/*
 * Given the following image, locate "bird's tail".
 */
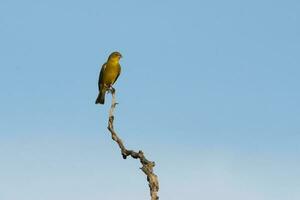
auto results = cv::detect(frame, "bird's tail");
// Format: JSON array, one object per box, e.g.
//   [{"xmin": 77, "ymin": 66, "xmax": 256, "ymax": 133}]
[{"xmin": 95, "ymin": 89, "xmax": 106, "ymax": 104}]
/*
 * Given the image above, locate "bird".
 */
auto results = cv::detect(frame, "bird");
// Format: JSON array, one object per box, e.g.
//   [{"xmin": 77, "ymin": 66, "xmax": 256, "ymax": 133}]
[{"xmin": 95, "ymin": 52, "xmax": 122, "ymax": 104}]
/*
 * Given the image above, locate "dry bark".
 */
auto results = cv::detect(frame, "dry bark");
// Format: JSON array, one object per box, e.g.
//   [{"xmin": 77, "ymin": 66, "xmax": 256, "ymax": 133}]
[{"xmin": 106, "ymin": 88, "xmax": 159, "ymax": 200}]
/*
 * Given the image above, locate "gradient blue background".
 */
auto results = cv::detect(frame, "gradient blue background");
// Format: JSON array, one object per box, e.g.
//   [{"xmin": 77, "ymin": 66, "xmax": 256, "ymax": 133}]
[{"xmin": 1, "ymin": 0, "xmax": 299, "ymax": 199}]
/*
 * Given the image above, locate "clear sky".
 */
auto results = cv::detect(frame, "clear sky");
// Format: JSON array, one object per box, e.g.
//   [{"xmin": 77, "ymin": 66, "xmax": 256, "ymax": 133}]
[{"xmin": 0, "ymin": 0, "xmax": 299, "ymax": 200}]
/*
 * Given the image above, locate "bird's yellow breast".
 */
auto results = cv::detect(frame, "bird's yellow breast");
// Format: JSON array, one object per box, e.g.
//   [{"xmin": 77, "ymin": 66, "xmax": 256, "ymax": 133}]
[{"xmin": 102, "ymin": 62, "xmax": 120, "ymax": 86}]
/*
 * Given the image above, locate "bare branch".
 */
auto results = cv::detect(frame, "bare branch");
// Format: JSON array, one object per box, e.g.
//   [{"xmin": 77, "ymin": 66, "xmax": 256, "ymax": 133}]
[{"xmin": 106, "ymin": 88, "xmax": 159, "ymax": 200}]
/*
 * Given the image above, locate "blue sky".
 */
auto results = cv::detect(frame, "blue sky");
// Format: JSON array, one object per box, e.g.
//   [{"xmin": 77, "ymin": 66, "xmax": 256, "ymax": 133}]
[{"xmin": 0, "ymin": 0, "xmax": 299, "ymax": 199}]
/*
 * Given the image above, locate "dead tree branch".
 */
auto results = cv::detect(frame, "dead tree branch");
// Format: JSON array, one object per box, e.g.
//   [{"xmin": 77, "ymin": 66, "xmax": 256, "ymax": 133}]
[{"xmin": 106, "ymin": 88, "xmax": 159, "ymax": 200}]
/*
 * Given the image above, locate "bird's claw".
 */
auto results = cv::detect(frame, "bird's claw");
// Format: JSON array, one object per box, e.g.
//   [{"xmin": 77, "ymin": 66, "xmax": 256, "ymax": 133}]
[{"xmin": 108, "ymin": 86, "xmax": 115, "ymax": 94}]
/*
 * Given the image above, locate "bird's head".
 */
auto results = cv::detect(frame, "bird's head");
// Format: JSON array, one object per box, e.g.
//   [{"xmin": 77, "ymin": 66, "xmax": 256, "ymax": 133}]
[{"xmin": 108, "ymin": 51, "xmax": 122, "ymax": 63}]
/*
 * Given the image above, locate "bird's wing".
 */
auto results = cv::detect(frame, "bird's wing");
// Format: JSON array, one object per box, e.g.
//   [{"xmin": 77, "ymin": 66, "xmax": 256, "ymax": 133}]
[
  {"xmin": 112, "ymin": 65, "xmax": 121, "ymax": 85},
  {"xmin": 98, "ymin": 63, "xmax": 106, "ymax": 91}
]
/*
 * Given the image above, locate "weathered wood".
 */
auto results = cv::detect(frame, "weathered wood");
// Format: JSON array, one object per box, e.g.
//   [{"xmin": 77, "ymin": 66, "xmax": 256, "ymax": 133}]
[{"xmin": 106, "ymin": 88, "xmax": 159, "ymax": 200}]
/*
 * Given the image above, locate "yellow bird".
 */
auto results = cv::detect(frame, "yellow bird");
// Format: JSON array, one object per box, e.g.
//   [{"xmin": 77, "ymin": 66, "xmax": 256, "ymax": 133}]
[{"xmin": 95, "ymin": 52, "xmax": 122, "ymax": 104}]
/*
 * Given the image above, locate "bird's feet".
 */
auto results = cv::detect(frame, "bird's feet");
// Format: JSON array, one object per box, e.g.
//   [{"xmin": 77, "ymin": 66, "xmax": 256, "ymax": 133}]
[{"xmin": 108, "ymin": 86, "xmax": 115, "ymax": 94}]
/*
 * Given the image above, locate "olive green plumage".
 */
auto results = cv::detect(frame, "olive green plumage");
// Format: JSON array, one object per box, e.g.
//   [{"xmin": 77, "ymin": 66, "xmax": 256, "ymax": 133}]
[{"xmin": 95, "ymin": 52, "xmax": 122, "ymax": 104}]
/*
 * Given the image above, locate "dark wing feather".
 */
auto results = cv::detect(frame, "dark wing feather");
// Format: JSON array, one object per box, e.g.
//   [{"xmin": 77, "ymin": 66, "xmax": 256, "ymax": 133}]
[{"xmin": 98, "ymin": 63, "xmax": 106, "ymax": 91}]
